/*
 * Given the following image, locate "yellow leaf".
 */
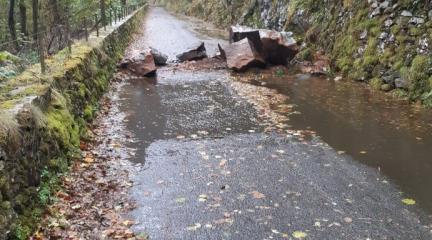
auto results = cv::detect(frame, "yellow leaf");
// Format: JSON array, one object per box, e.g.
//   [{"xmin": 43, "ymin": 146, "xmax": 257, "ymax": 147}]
[
  {"xmin": 292, "ymin": 231, "xmax": 308, "ymax": 239},
  {"xmin": 219, "ymin": 159, "xmax": 227, "ymax": 167},
  {"xmin": 250, "ymin": 191, "xmax": 265, "ymax": 199},
  {"xmin": 122, "ymin": 220, "xmax": 135, "ymax": 227},
  {"xmin": 402, "ymin": 198, "xmax": 416, "ymax": 205},
  {"xmin": 83, "ymin": 156, "xmax": 94, "ymax": 163}
]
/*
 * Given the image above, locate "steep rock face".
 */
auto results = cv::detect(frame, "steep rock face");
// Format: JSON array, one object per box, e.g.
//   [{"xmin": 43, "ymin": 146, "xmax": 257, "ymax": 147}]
[{"xmin": 157, "ymin": 0, "xmax": 432, "ymax": 106}]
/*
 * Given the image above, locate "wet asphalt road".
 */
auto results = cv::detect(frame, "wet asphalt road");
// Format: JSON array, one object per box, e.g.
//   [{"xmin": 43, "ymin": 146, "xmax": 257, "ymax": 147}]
[{"xmin": 118, "ymin": 7, "xmax": 432, "ymax": 240}]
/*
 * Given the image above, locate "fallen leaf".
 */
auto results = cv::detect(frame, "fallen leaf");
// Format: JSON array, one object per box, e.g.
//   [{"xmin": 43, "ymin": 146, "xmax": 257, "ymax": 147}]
[
  {"xmin": 186, "ymin": 223, "xmax": 201, "ymax": 231},
  {"xmin": 219, "ymin": 159, "xmax": 227, "ymax": 167},
  {"xmin": 122, "ymin": 220, "xmax": 135, "ymax": 227},
  {"xmin": 198, "ymin": 194, "xmax": 208, "ymax": 202},
  {"xmin": 402, "ymin": 198, "xmax": 416, "ymax": 205},
  {"xmin": 176, "ymin": 197, "xmax": 186, "ymax": 204},
  {"xmin": 292, "ymin": 231, "xmax": 308, "ymax": 239},
  {"xmin": 250, "ymin": 191, "xmax": 265, "ymax": 199},
  {"xmin": 83, "ymin": 156, "xmax": 94, "ymax": 163}
]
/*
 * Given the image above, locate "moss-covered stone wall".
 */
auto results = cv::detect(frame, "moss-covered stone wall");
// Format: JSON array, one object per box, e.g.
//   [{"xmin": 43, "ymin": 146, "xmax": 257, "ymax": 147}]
[
  {"xmin": 0, "ymin": 6, "xmax": 147, "ymax": 239},
  {"xmin": 157, "ymin": 0, "xmax": 432, "ymax": 105}
]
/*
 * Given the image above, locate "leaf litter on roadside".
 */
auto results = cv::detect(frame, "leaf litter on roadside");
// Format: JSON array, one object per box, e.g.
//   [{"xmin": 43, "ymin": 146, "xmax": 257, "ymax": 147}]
[{"xmin": 33, "ymin": 81, "xmax": 146, "ymax": 240}]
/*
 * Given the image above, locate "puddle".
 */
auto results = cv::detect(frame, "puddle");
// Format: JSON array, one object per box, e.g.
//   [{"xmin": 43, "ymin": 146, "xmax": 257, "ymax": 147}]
[{"xmin": 259, "ymin": 73, "xmax": 432, "ymax": 213}]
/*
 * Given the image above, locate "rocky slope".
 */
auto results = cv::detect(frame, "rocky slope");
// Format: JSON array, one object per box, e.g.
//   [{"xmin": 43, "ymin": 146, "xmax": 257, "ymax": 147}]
[{"xmin": 156, "ymin": 0, "xmax": 432, "ymax": 106}]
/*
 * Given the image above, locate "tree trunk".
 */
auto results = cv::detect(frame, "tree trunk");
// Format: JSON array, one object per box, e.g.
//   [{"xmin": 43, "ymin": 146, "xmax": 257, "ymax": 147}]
[
  {"xmin": 8, "ymin": 0, "xmax": 19, "ymax": 51},
  {"xmin": 100, "ymin": 0, "xmax": 106, "ymax": 29},
  {"xmin": 32, "ymin": 0, "xmax": 38, "ymax": 41},
  {"xmin": 19, "ymin": 0, "xmax": 28, "ymax": 37}
]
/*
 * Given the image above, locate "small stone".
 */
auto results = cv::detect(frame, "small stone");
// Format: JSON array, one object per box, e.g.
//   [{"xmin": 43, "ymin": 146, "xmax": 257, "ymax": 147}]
[
  {"xmin": 0, "ymin": 161, "xmax": 4, "ymax": 171},
  {"xmin": 401, "ymin": 10, "xmax": 413, "ymax": 17},
  {"xmin": 344, "ymin": 217, "xmax": 353, "ymax": 224},
  {"xmin": 409, "ymin": 17, "xmax": 425, "ymax": 25},
  {"xmin": 379, "ymin": 32, "xmax": 389, "ymax": 39},
  {"xmin": 428, "ymin": 10, "xmax": 432, "ymax": 19},
  {"xmin": 395, "ymin": 77, "xmax": 409, "ymax": 89},
  {"xmin": 371, "ymin": 2, "xmax": 378, "ymax": 8},
  {"xmin": 359, "ymin": 30, "xmax": 368, "ymax": 40},
  {"xmin": 384, "ymin": 19, "xmax": 393, "ymax": 27},
  {"xmin": 381, "ymin": 84, "xmax": 393, "ymax": 92},
  {"xmin": 379, "ymin": 1, "xmax": 390, "ymax": 9},
  {"xmin": 371, "ymin": 8, "xmax": 381, "ymax": 17}
]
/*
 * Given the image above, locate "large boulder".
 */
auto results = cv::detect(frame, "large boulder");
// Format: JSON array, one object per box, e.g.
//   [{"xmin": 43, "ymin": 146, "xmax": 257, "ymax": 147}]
[
  {"xmin": 229, "ymin": 25, "xmax": 263, "ymax": 52},
  {"xmin": 223, "ymin": 38, "xmax": 265, "ymax": 71},
  {"xmin": 229, "ymin": 26, "xmax": 298, "ymax": 65},
  {"xmin": 150, "ymin": 47, "xmax": 168, "ymax": 66},
  {"xmin": 119, "ymin": 50, "xmax": 156, "ymax": 77},
  {"xmin": 176, "ymin": 42, "xmax": 208, "ymax": 62},
  {"xmin": 259, "ymin": 30, "xmax": 298, "ymax": 65}
]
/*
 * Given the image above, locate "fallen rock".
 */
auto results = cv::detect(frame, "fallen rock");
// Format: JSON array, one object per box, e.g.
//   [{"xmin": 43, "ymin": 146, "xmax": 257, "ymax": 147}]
[
  {"xmin": 176, "ymin": 42, "xmax": 207, "ymax": 62},
  {"xmin": 217, "ymin": 43, "xmax": 226, "ymax": 60},
  {"xmin": 150, "ymin": 47, "xmax": 168, "ymax": 66},
  {"xmin": 229, "ymin": 25, "xmax": 263, "ymax": 52},
  {"xmin": 409, "ymin": 17, "xmax": 425, "ymax": 25},
  {"xmin": 259, "ymin": 30, "xmax": 298, "ymax": 65},
  {"xmin": 224, "ymin": 38, "xmax": 265, "ymax": 71},
  {"xmin": 229, "ymin": 26, "xmax": 298, "ymax": 65},
  {"xmin": 119, "ymin": 50, "xmax": 156, "ymax": 77},
  {"xmin": 401, "ymin": 10, "xmax": 413, "ymax": 17},
  {"xmin": 395, "ymin": 77, "xmax": 409, "ymax": 89}
]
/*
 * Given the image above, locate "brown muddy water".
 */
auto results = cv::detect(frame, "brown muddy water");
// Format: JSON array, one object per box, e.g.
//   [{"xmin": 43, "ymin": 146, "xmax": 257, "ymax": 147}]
[{"xmin": 256, "ymin": 72, "xmax": 432, "ymax": 213}]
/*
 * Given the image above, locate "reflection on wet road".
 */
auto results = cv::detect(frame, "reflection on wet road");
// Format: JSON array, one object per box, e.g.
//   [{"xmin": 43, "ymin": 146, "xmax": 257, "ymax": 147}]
[
  {"xmin": 116, "ymin": 7, "xmax": 432, "ymax": 240},
  {"xmin": 261, "ymin": 74, "xmax": 432, "ymax": 212}
]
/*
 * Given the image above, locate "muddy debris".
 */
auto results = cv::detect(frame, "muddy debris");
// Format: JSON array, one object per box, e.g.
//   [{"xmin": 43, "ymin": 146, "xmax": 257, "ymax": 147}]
[
  {"xmin": 149, "ymin": 47, "xmax": 168, "ymax": 66},
  {"xmin": 299, "ymin": 53, "xmax": 331, "ymax": 75},
  {"xmin": 223, "ymin": 38, "xmax": 265, "ymax": 71},
  {"xmin": 119, "ymin": 50, "xmax": 157, "ymax": 77},
  {"xmin": 176, "ymin": 42, "xmax": 208, "ymax": 62}
]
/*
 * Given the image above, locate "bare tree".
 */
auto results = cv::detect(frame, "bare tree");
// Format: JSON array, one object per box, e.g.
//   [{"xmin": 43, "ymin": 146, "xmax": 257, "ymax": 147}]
[
  {"xmin": 19, "ymin": 0, "xmax": 28, "ymax": 37},
  {"xmin": 8, "ymin": 0, "xmax": 19, "ymax": 50},
  {"xmin": 100, "ymin": 0, "xmax": 107, "ymax": 29},
  {"xmin": 32, "ymin": 0, "xmax": 38, "ymax": 41}
]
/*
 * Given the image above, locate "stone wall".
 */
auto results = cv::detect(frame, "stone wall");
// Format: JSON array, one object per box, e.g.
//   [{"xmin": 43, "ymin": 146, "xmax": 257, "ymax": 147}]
[
  {"xmin": 0, "ymin": 6, "xmax": 147, "ymax": 239},
  {"xmin": 157, "ymin": 0, "xmax": 432, "ymax": 105}
]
